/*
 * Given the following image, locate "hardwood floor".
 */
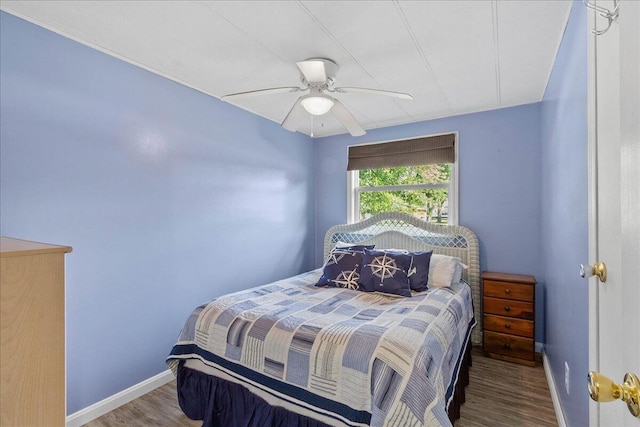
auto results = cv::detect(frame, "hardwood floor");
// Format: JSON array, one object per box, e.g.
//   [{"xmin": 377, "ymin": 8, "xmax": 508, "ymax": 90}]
[
  {"xmin": 83, "ymin": 381, "xmax": 200, "ymax": 427},
  {"xmin": 84, "ymin": 350, "xmax": 558, "ymax": 427},
  {"xmin": 456, "ymin": 350, "xmax": 557, "ymax": 426}
]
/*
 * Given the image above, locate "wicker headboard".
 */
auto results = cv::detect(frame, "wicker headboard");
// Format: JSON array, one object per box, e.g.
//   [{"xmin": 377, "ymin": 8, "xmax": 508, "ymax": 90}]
[{"xmin": 324, "ymin": 211, "xmax": 481, "ymax": 344}]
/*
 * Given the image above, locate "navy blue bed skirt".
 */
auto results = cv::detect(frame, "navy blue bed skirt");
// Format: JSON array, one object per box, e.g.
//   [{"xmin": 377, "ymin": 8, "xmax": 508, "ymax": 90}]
[{"xmin": 176, "ymin": 361, "xmax": 331, "ymax": 427}]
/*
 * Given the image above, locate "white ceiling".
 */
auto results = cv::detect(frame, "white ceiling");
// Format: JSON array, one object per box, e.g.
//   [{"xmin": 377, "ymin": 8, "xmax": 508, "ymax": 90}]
[{"xmin": 1, "ymin": 1, "xmax": 572, "ymax": 138}]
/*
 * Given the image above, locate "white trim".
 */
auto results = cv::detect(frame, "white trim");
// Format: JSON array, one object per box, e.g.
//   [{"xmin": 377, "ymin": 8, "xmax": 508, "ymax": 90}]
[
  {"xmin": 586, "ymin": 2, "xmax": 600, "ymax": 425},
  {"xmin": 357, "ymin": 183, "xmax": 448, "ymax": 192},
  {"xmin": 543, "ymin": 349, "xmax": 568, "ymax": 427},
  {"xmin": 450, "ymin": 131, "xmax": 460, "ymax": 226},
  {"xmin": 65, "ymin": 369, "xmax": 174, "ymax": 427},
  {"xmin": 346, "ymin": 170, "xmax": 358, "ymax": 224}
]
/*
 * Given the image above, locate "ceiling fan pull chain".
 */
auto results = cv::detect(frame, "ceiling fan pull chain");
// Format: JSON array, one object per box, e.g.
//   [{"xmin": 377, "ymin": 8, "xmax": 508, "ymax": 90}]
[{"xmin": 310, "ymin": 114, "xmax": 314, "ymax": 138}]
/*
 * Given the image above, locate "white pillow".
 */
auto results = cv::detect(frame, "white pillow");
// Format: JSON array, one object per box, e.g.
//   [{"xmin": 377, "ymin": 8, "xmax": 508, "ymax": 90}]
[
  {"xmin": 428, "ymin": 254, "xmax": 463, "ymax": 287},
  {"xmin": 452, "ymin": 261, "xmax": 469, "ymax": 284}
]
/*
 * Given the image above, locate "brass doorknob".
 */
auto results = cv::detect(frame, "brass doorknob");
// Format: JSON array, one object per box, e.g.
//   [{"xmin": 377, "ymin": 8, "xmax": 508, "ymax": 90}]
[
  {"xmin": 580, "ymin": 262, "xmax": 607, "ymax": 282},
  {"xmin": 588, "ymin": 371, "xmax": 640, "ymax": 417}
]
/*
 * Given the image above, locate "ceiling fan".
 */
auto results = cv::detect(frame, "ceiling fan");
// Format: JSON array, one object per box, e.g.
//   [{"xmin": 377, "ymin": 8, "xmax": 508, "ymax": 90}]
[{"xmin": 221, "ymin": 58, "xmax": 413, "ymax": 137}]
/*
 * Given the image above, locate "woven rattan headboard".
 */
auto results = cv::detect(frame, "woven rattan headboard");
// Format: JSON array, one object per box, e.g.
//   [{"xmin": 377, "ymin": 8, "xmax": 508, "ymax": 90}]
[{"xmin": 323, "ymin": 211, "xmax": 481, "ymax": 344}]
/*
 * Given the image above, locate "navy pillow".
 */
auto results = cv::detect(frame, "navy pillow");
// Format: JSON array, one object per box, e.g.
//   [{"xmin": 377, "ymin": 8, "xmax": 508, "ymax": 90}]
[
  {"xmin": 333, "ymin": 243, "xmax": 375, "ymax": 252},
  {"xmin": 359, "ymin": 249, "xmax": 412, "ymax": 297},
  {"xmin": 316, "ymin": 249, "xmax": 364, "ymax": 290},
  {"xmin": 407, "ymin": 250, "xmax": 433, "ymax": 292}
]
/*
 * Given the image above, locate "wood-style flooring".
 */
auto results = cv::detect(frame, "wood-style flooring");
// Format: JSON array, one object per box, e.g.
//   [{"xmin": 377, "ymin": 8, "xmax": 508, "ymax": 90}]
[
  {"xmin": 456, "ymin": 351, "xmax": 557, "ymax": 426},
  {"xmin": 84, "ymin": 349, "xmax": 558, "ymax": 427}
]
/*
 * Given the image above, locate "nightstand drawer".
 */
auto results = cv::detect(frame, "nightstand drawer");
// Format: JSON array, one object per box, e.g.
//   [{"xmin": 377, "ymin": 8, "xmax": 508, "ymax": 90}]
[
  {"xmin": 484, "ymin": 314, "xmax": 534, "ymax": 338},
  {"xmin": 483, "ymin": 280, "xmax": 534, "ymax": 302},
  {"xmin": 484, "ymin": 331, "xmax": 534, "ymax": 361},
  {"xmin": 483, "ymin": 297, "xmax": 534, "ymax": 320}
]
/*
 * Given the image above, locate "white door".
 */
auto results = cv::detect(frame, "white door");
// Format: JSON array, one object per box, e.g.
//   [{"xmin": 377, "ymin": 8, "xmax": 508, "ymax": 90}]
[{"xmin": 588, "ymin": 0, "xmax": 640, "ymax": 425}]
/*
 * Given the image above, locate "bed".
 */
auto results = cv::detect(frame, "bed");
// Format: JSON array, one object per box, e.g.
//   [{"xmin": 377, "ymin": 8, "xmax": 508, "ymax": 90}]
[{"xmin": 167, "ymin": 212, "xmax": 481, "ymax": 427}]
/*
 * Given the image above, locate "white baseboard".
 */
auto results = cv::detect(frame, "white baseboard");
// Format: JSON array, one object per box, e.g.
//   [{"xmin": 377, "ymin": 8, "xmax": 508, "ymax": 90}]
[
  {"xmin": 542, "ymin": 349, "xmax": 568, "ymax": 427},
  {"xmin": 66, "ymin": 369, "xmax": 174, "ymax": 427}
]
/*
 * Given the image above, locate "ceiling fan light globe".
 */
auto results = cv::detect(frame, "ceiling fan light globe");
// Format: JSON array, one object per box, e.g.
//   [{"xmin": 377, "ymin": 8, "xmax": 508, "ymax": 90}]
[{"xmin": 301, "ymin": 96, "xmax": 334, "ymax": 115}]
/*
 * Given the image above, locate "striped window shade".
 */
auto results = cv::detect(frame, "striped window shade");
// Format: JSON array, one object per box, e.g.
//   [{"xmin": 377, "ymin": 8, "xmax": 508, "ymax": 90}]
[{"xmin": 347, "ymin": 133, "xmax": 455, "ymax": 171}]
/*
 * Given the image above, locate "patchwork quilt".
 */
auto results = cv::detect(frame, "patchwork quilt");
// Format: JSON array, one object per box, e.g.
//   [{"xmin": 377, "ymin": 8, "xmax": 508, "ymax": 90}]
[{"xmin": 167, "ymin": 269, "xmax": 475, "ymax": 427}]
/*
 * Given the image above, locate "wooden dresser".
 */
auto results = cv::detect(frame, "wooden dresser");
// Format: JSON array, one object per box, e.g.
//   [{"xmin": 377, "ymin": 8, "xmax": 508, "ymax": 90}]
[
  {"xmin": 482, "ymin": 271, "xmax": 536, "ymax": 366},
  {"xmin": 1, "ymin": 237, "xmax": 72, "ymax": 426}
]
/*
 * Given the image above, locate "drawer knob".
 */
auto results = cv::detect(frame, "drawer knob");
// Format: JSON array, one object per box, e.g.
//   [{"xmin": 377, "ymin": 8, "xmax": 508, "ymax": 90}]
[
  {"xmin": 505, "ymin": 288, "xmax": 511, "ymax": 294},
  {"xmin": 503, "ymin": 343, "xmax": 511, "ymax": 349},
  {"xmin": 504, "ymin": 306, "xmax": 511, "ymax": 312},
  {"xmin": 504, "ymin": 323, "xmax": 511, "ymax": 329}
]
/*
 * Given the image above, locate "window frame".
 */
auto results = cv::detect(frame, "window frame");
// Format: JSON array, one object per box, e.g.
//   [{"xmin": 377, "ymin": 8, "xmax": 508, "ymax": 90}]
[{"xmin": 347, "ymin": 132, "xmax": 459, "ymax": 225}]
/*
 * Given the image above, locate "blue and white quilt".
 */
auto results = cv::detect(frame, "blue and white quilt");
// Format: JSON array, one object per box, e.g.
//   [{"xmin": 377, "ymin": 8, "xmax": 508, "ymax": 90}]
[{"xmin": 167, "ymin": 269, "xmax": 475, "ymax": 427}]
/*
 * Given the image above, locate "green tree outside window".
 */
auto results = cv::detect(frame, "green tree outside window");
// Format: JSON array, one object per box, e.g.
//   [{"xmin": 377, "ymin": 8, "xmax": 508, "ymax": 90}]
[{"xmin": 358, "ymin": 164, "xmax": 450, "ymax": 223}]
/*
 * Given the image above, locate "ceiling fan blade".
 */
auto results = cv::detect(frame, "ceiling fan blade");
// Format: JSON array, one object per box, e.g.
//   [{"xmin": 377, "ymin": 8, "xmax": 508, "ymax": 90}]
[
  {"xmin": 296, "ymin": 60, "xmax": 327, "ymax": 84},
  {"xmin": 222, "ymin": 86, "xmax": 302, "ymax": 101},
  {"xmin": 333, "ymin": 87, "xmax": 413, "ymax": 100},
  {"xmin": 328, "ymin": 97, "xmax": 366, "ymax": 137},
  {"xmin": 281, "ymin": 98, "xmax": 305, "ymax": 132}
]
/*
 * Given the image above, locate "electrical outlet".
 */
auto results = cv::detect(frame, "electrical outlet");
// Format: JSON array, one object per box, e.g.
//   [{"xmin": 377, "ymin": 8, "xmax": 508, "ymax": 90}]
[{"xmin": 564, "ymin": 362, "xmax": 570, "ymax": 394}]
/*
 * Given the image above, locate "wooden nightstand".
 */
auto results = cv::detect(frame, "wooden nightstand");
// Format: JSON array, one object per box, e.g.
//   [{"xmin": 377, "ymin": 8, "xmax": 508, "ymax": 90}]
[{"xmin": 482, "ymin": 271, "xmax": 536, "ymax": 366}]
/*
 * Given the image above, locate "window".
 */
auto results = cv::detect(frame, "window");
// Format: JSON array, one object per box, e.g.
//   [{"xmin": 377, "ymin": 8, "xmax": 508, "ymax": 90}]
[{"xmin": 347, "ymin": 133, "xmax": 458, "ymax": 224}]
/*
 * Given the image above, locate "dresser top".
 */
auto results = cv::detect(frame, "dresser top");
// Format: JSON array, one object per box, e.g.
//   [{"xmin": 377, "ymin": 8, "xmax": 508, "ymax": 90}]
[
  {"xmin": 482, "ymin": 271, "xmax": 536, "ymax": 285},
  {"xmin": 0, "ymin": 237, "xmax": 72, "ymax": 258}
]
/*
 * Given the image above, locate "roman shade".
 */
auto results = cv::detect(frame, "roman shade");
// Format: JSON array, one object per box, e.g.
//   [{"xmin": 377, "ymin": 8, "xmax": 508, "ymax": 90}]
[{"xmin": 347, "ymin": 133, "xmax": 455, "ymax": 171}]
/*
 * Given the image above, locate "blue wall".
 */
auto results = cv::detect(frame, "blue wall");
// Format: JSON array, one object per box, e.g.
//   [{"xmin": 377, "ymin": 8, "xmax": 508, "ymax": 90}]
[
  {"xmin": 314, "ymin": 104, "xmax": 545, "ymax": 342},
  {"xmin": 540, "ymin": 2, "xmax": 588, "ymax": 426},
  {"xmin": 0, "ymin": 12, "xmax": 315, "ymax": 414},
  {"xmin": 1, "ymin": 4, "xmax": 589, "ymax": 422}
]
